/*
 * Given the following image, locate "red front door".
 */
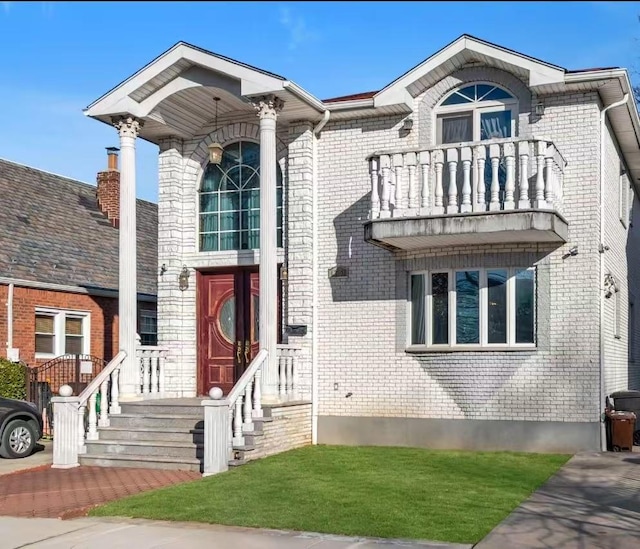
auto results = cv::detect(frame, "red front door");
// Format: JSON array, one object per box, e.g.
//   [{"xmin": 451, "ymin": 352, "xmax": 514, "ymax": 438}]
[{"xmin": 197, "ymin": 268, "xmax": 273, "ymax": 396}]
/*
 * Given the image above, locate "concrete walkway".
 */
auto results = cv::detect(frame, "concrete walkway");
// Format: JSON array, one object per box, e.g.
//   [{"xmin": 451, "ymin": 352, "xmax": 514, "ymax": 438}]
[
  {"xmin": 0, "ymin": 440, "xmax": 52, "ymax": 476},
  {"xmin": 476, "ymin": 451, "xmax": 640, "ymax": 549},
  {"xmin": 0, "ymin": 516, "xmax": 471, "ymax": 549}
]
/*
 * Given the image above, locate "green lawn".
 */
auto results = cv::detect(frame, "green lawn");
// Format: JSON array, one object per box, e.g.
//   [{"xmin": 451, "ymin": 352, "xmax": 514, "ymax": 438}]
[{"xmin": 90, "ymin": 445, "xmax": 569, "ymax": 544}]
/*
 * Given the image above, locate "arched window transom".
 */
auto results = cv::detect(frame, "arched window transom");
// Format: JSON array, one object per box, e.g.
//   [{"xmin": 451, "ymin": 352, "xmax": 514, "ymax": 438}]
[
  {"xmin": 436, "ymin": 83, "xmax": 518, "ymax": 145},
  {"xmin": 199, "ymin": 141, "xmax": 283, "ymax": 252},
  {"xmin": 441, "ymin": 84, "xmax": 514, "ymax": 106}
]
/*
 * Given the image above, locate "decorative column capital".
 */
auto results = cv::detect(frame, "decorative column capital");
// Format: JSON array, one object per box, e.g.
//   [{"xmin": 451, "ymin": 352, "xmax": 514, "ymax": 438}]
[
  {"xmin": 252, "ymin": 95, "xmax": 284, "ymax": 121},
  {"xmin": 112, "ymin": 115, "xmax": 143, "ymax": 139}
]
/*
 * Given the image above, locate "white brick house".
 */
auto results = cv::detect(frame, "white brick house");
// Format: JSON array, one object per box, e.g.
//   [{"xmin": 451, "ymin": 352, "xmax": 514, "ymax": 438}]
[{"xmin": 77, "ymin": 34, "xmax": 640, "ymax": 461}]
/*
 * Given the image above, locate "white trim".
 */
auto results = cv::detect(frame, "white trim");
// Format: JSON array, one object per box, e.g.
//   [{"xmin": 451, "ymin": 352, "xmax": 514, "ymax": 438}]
[
  {"xmin": 434, "ymin": 82, "xmax": 519, "ymax": 144},
  {"xmin": 35, "ymin": 307, "xmax": 91, "ymax": 359},
  {"xmin": 409, "ymin": 267, "xmax": 536, "ymax": 350},
  {"xmin": 85, "ymin": 43, "xmax": 289, "ymax": 118},
  {"xmin": 374, "ymin": 35, "xmax": 565, "ymax": 108}
]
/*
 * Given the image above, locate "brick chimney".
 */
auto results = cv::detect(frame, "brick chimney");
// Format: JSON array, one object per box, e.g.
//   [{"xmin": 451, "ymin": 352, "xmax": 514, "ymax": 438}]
[{"xmin": 96, "ymin": 147, "xmax": 120, "ymax": 228}]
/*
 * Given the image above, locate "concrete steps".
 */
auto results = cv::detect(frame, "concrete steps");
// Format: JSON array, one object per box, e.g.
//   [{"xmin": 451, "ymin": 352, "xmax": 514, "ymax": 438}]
[
  {"xmin": 78, "ymin": 398, "xmax": 268, "ymax": 472},
  {"xmin": 80, "ymin": 399, "xmax": 207, "ymax": 472},
  {"xmin": 80, "ymin": 453, "xmax": 202, "ymax": 472},
  {"xmin": 85, "ymin": 439, "xmax": 203, "ymax": 460},
  {"xmin": 97, "ymin": 426, "xmax": 204, "ymax": 444}
]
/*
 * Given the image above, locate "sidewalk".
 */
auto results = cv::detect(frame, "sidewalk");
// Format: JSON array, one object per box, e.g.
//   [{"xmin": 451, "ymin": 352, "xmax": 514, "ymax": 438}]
[
  {"xmin": 0, "ymin": 516, "xmax": 471, "ymax": 549},
  {"xmin": 476, "ymin": 451, "xmax": 640, "ymax": 549}
]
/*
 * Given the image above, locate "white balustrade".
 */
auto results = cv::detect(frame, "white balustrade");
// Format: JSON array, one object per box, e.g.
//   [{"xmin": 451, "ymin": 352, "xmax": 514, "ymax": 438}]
[
  {"xmin": 368, "ymin": 137, "xmax": 566, "ymax": 219},
  {"xmin": 52, "ymin": 351, "xmax": 127, "ymax": 467},
  {"xmin": 276, "ymin": 344, "xmax": 301, "ymax": 401},
  {"xmin": 136, "ymin": 345, "xmax": 168, "ymax": 396}
]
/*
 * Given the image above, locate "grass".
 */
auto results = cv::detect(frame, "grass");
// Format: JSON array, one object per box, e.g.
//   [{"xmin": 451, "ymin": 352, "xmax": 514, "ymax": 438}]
[{"xmin": 90, "ymin": 445, "xmax": 569, "ymax": 544}]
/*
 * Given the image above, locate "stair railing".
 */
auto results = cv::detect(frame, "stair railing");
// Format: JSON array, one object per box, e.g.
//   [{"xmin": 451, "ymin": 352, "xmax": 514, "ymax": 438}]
[
  {"xmin": 202, "ymin": 349, "xmax": 268, "ymax": 477},
  {"xmin": 51, "ymin": 350, "xmax": 126, "ymax": 469}
]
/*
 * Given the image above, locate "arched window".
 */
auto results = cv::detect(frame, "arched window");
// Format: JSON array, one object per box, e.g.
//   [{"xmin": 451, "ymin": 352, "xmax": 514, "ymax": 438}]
[
  {"xmin": 199, "ymin": 141, "xmax": 283, "ymax": 251},
  {"xmin": 436, "ymin": 83, "xmax": 517, "ymax": 144}
]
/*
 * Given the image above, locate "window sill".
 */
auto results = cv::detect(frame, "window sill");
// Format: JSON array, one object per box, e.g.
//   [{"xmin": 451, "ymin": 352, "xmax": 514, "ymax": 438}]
[
  {"xmin": 35, "ymin": 353, "xmax": 56, "ymax": 360},
  {"xmin": 405, "ymin": 345, "xmax": 537, "ymax": 354}
]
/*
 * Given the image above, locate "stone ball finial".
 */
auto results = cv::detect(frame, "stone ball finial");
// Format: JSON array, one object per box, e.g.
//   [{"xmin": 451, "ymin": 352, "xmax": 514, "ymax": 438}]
[
  {"xmin": 59, "ymin": 385, "xmax": 73, "ymax": 397},
  {"xmin": 209, "ymin": 387, "xmax": 223, "ymax": 400}
]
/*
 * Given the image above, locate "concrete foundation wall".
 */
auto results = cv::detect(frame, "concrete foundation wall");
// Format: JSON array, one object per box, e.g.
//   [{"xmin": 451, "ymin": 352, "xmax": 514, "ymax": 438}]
[{"xmin": 318, "ymin": 415, "xmax": 600, "ymax": 453}]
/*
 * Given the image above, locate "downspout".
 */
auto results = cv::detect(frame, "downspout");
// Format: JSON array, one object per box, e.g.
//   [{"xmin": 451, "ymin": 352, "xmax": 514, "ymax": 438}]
[
  {"xmin": 6, "ymin": 283, "xmax": 13, "ymax": 355},
  {"xmin": 311, "ymin": 109, "xmax": 330, "ymax": 444},
  {"xmin": 599, "ymin": 93, "xmax": 629, "ymax": 451}
]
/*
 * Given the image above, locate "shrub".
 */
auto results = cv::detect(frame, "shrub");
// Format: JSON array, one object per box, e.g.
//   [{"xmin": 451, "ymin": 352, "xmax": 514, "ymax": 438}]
[{"xmin": 0, "ymin": 358, "xmax": 27, "ymax": 400}]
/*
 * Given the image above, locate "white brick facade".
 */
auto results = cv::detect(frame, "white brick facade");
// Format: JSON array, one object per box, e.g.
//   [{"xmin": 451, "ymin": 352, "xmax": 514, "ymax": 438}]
[{"xmin": 146, "ymin": 44, "xmax": 640, "ymax": 453}]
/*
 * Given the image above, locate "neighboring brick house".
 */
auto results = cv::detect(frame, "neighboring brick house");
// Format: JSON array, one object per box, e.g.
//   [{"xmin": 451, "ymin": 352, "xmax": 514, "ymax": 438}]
[
  {"xmin": 83, "ymin": 34, "xmax": 640, "ymax": 455},
  {"xmin": 0, "ymin": 152, "xmax": 158, "ymax": 368}
]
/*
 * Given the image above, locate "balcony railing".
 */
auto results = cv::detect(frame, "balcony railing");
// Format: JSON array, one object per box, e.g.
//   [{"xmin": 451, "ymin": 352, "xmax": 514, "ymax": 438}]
[{"xmin": 368, "ymin": 137, "xmax": 566, "ymax": 220}]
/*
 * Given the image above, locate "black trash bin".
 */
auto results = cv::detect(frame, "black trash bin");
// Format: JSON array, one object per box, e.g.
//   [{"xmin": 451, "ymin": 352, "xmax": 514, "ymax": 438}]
[{"xmin": 611, "ymin": 390, "xmax": 640, "ymax": 444}]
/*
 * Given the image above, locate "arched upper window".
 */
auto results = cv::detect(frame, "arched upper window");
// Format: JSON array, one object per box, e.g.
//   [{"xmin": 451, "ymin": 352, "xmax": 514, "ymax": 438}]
[
  {"xmin": 199, "ymin": 141, "xmax": 283, "ymax": 252},
  {"xmin": 441, "ymin": 84, "xmax": 514, "ymax": 106},
  {"xmin": 436, "ymin": 83, "xmax": 518, "ymax": 145}
]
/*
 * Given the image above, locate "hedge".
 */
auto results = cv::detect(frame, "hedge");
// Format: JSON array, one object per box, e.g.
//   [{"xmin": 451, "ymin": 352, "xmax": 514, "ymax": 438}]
[{"xmin": 0, "ymin": 358, "xmax": 27, "ymax": 400}]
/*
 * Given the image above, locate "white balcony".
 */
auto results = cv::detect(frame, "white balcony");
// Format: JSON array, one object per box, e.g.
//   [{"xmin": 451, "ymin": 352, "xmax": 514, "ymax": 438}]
[{"xmin": 364, "ymin": 137, "xmax": 569, "ymax": 251}]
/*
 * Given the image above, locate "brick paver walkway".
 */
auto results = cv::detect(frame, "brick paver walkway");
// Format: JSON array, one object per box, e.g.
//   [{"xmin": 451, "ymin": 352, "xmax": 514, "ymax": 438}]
[{"xmin": 0, "ymin": 466, "xmax": 200, "ymax": 519}]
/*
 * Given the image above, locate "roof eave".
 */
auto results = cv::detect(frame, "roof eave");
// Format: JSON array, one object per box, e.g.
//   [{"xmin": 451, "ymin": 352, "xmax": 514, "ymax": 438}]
[{"xmin": 373, "ymin": 35, "xmax": 566, "ymax": 109}]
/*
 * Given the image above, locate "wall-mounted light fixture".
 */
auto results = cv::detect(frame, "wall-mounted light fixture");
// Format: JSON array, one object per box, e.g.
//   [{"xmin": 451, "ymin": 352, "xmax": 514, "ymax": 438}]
[
  {"xmin": 159, "ymin": 263, "xmax": 167, "ymax": 276},
  {"xmin": 534, "ymin": 103, "xmax": 545, "ymax": 116},
  {"xmin": 178, "ymin": 265, "xmax": 190, "ymax": 291},
  {"xmin": 402, "ymin": 118, "xmax": 414, "ymax": 132},
  {"xmin": 604, "ymin": 273, "xmax": 618, "ymax": 299},
  {"xmin": 208, "ymin": 97, "xmax": 224, "ymax": 165},
  {"xmin": 562, "ymin": 245, "xmax": 579, "ymax": 260}
]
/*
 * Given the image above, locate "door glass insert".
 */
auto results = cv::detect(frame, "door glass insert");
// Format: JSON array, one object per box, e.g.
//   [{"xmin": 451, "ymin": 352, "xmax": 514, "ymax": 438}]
[
  {"xmin": 218, "ymin": 296, "xmax": 236, "ymax": 343},
  {"xmin": 252, "ymin": 295, "xmax": 259, "ymax": 343}
]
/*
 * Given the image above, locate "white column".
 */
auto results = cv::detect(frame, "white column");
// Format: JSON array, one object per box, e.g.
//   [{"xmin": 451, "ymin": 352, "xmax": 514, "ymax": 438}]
[
  {"xmin": 254, "ymin": 96, "xmax": 283, "ymax": 400},
  {"xmin": 113, "ymin": 116, "xmax": 142, "ymax": 399}
]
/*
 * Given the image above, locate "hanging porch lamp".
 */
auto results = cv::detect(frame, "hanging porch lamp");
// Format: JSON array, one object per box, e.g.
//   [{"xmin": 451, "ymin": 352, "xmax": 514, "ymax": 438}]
[{"xmin": 208, "ymin": 97, "xmax": 224, "ymax": 165}]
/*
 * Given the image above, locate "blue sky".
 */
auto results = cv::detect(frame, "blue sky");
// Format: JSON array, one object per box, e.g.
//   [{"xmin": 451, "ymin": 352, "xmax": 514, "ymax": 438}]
[{"xmin": 0, "ymin": 1, "xmax": 638, "ymax": 202}]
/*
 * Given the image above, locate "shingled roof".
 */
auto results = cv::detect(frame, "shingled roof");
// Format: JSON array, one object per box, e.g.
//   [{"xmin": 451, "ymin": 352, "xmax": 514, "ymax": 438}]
[{"xmin": 0, "ymin": 158, "xmax": 157, "ymax": 296}]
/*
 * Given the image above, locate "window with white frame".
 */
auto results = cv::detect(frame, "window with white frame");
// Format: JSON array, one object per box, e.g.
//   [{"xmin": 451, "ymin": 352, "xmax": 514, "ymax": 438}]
[
  {"xmin": 435, "ymin": 83, "xmax": 518, "ymax": 145},
  {"xmin": 35, "ymin": 309, "xmax": 90, "ymax": 357},
  {"xmin": 409, "ymin": 268, "xmax": 536, "ymax": 349},
  {"xmin": 139, "ymin": 309, "xmax": 157, "ymax": 346}
]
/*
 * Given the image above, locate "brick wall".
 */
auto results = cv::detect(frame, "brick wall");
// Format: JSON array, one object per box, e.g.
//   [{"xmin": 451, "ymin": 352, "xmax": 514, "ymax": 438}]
[
  {"xmin": 0, "ymin": 284, "xmax": 156, "ymax": 366},
  {"xmin": 315, "ymin": 68, "xmax": 603, "ymax": 424},
  {"xmin": 157, "ymin": 120, "xmax": 311, "ymax": 397},
  {"xmin": 248, "ymin": 402, "xmax": 312, "ymax": 461},
  {"xmin": 628, "ymin": 193, "xmax": 640, "ymax": 390}
]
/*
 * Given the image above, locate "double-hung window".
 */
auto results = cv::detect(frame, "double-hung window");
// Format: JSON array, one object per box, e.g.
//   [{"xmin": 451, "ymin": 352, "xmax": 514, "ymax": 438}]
[
  {"xmin": 35, "ymin": 308, "xmax": 90, "ymax": 358},
  {"xmin": 139, "ymin": 310, "xmax": 158, "ymax": 346},
  {"xmin": 409, "ymin": 268, "xmax": 536, "ymax": 349}
]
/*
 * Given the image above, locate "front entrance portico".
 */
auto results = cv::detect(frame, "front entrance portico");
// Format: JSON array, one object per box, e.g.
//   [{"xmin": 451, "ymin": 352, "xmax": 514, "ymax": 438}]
[{"xmin": 84, "ymin": 43, "xmax": 321, "ymax": 401}]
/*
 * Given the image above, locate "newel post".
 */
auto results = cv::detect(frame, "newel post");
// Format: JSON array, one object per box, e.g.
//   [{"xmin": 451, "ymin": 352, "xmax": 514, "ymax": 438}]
[
  {"xmin": 51, "ymin": 390, "xmax": 81, "ymax": 469},
  {"xmin": 202, "ymin": 388, "xmax": 230, "ymax": 477}
]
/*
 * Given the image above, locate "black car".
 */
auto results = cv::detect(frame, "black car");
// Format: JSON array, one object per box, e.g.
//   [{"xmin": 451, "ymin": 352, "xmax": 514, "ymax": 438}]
[{"xmin": 0, "ymin": 397, "xmax": 43, "ymax": 459}]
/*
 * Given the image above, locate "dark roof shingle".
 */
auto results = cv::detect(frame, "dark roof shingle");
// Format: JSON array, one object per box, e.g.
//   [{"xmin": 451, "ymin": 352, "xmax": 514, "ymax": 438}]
[{"xmin": 0, "ymin": 158, "xmax": 157, "ymax": 296}]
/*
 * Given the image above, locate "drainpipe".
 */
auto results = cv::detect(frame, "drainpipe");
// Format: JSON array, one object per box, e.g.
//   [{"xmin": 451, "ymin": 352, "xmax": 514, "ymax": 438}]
[
  {"xmin": 311, "ymin": 109, "xmax": 330, "ymax": 444},
  {"xmin": 6, "ymin": 282, "xmax": 13, "ymax": 355},
  {"xmin": 599, "ymin": 92, "xmax": 629, "ymax": 451}
]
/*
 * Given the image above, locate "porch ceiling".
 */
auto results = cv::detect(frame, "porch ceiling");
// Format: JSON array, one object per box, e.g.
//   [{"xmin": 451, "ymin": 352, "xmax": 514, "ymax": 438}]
[{"xmin": 84, "ymin": 42, "xmax": 325, "ymax": 143}]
